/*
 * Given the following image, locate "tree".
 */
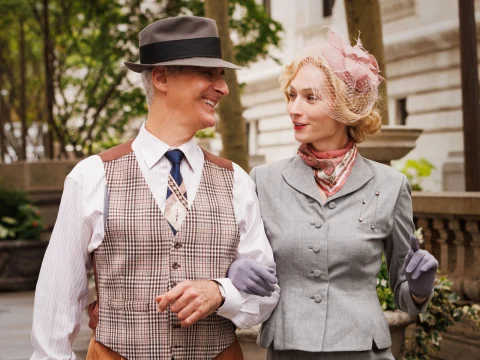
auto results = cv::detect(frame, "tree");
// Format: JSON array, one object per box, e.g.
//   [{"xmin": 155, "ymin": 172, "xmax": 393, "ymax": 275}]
[
  {"xmin": 167, "ymin": 0, "xmax": 283, "ymax": 170},
  {"xmin": 0, "ymin": 0, "xmax": 46, "ymax": 161},
  {"xmin": 344, "ymin": 0, "xmax": 389, "ymax": 125},
  {"xmin": 29, "ymin": 0, "xmax": 156, "ymax": 158},
  {"xmin": 1, "ymin": 0, "xmax": 282, "ymax": 162},
  {"xmin": 205, "ymin": 0, "xmax": 247, "ymax": 169}
]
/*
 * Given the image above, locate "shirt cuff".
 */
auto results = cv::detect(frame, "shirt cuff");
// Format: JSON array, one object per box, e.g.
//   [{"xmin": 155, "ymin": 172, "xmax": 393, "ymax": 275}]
[{"xmin": 213, "ymin": 278, "xmax": 244, "ymax": 319}]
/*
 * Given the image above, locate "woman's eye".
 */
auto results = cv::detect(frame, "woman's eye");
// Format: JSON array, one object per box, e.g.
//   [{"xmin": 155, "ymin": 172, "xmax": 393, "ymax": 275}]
[
  {"xmin": 308, "ymin": 95, "xmax": 319, "ymax": 101},
  {"xmin": 288, "ymin": 93, "xmax": 296, "ymax": 100}
]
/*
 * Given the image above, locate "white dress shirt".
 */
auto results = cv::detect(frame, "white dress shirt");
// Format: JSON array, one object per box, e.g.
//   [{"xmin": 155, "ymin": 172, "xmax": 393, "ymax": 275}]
[{"xmin": 31, "ymin": 123, "xmax": 280, "ymax": 360}]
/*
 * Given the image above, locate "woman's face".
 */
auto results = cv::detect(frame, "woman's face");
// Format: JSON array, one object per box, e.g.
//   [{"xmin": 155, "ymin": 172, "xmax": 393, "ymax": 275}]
[{"xmin": 287, "ymin": 66, "xmax": 348, "ymax": 151}]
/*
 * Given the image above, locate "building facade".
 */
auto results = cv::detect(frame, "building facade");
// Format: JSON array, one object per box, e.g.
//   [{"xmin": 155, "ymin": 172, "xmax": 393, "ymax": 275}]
[{"xmin": 238, "ymin": 0, "xmax": 480, "ymax": 191}]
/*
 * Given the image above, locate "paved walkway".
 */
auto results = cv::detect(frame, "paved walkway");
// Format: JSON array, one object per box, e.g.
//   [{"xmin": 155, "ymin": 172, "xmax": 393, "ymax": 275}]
[
  {"xmin": 0, "ymin": 291, "xmax": 91, "ymax": 360},
  {"xmin": 0, "ymin": 291, "xmax": 266, "ymax": 360}
]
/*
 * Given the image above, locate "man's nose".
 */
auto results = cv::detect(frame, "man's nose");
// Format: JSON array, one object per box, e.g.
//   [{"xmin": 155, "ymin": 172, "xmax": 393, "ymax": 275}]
[{"xmin": 213, "ymin": 78, "xmax": 229, "ymax": 97}]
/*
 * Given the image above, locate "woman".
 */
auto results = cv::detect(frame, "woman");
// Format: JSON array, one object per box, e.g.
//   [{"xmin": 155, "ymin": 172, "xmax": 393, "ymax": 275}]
[{"xmin": 228, "ymin": 31, "xmax": 438, "ymax": 359}]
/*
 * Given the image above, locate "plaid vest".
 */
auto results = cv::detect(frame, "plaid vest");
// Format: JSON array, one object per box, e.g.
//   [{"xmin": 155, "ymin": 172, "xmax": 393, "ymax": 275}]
[{"xmin": 92, "ymin": 140, "xmax": 241, "ymax": 360}]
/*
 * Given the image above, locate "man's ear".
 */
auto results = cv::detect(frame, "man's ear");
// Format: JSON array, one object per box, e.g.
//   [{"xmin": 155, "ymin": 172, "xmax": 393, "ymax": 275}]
[{"xmin": 152, "ymin": 66, "xmax": 168, "ymax": 93}]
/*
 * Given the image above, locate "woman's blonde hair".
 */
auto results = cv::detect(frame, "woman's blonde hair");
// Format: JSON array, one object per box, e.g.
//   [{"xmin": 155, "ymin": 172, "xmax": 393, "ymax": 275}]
[{"xmin": 280, "ymin": 54, "xmax": 382, "ymax": 144}]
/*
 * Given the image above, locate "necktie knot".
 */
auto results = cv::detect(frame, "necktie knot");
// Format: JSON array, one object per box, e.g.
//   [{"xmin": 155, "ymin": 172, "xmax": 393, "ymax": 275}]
[{"xmin": 165, "ymin": 149, "xmax": 185, "ymax": 165}]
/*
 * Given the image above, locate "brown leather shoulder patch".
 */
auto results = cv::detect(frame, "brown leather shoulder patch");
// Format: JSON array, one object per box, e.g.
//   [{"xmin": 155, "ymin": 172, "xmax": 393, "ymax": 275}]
[
  {"xmin": 98, "ymin": 139, "xmax": 135, "ymax": 162},
  {"xmin": 202, "ymin": 149, "xmax": 234, "ymax": 171}
]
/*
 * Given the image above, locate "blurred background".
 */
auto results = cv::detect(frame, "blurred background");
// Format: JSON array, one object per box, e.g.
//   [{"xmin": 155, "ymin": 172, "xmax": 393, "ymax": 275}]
[{"xmin": 0, "ymin": 0, "xmax": 480, "ymax": 359}]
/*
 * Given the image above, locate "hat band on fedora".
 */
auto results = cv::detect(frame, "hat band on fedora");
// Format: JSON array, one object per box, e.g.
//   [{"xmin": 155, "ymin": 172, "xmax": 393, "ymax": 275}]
[{"xmin": 139, "ymin": 37, "xmax": 222, "ymax": 64}]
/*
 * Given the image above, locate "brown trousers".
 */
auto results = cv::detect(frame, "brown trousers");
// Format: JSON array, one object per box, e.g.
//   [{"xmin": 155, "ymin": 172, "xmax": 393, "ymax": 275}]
[{"xmin": 86, "ymin": 333, "xmax": 244, "ymax": 360}]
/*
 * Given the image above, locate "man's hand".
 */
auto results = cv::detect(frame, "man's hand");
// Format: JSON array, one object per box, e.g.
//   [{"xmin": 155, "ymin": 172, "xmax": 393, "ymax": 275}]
[
  {"xmin": 155, "ymin": 280, "xmax": 222, "ymax": 327},
  {"xmin": 227, "ymin": 258, "xmax": 277, "ymax": 297}
]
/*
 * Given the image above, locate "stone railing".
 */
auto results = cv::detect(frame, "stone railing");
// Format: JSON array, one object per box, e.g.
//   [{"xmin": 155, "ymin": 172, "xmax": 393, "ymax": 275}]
[{"xmin": 412, "ymin": 191, "xmax": 480, "ymax": 302}]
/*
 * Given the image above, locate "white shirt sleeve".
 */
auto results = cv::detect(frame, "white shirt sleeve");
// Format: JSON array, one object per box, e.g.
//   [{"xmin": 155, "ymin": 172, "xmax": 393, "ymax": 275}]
[
  {"xmin": 30, "ymin": 159, "xmax": 99, "ymax": 360},
  {"xmin": 214, "ymin": 164, "xmax": 280, "ymax": 329}
]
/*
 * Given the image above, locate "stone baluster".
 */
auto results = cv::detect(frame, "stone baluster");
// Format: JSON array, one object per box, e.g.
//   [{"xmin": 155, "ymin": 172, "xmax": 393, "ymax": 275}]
[
  {"xmin": 464, "ymin": 220, "xmax": 480, "ymax": 302},
  {"xmin": 449, "ymin": 219, "xmax": 465, "ymax": 297},
  {"xmin": 433, "ymin": 218, "xmax": 450, "ymax": 274},
  {"xmin": 416, "ymin": 217, "xmax": 433, "ymax": 253}
]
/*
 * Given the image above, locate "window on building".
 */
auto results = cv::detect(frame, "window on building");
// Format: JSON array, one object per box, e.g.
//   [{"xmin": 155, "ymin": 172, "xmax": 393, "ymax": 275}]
[
  {"xmin": 263, "ymin": 0, "xmax": 271, "ymax": 16},
  {"xmin": 397, "ymin": 98, "xmax": 408, "ymax": 125},
  {"xmin": 323, "ymin": 0, "xmax": 335, "ymax": 17}
]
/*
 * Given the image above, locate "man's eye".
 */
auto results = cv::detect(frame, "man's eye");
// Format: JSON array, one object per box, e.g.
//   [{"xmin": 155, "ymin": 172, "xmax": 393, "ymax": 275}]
[{"xmin": 203, "ymin": 69, "xmax": 215, "ymax": 78}]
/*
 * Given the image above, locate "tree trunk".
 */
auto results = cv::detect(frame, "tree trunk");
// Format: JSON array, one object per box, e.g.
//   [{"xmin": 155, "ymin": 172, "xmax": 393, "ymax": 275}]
[
  {"xmin": 19, "ymin": 15, "xmax": 27, "ymax": 160},
  {"xmin": 42, "ymin": 0, "xmax": 55, "ymax": 158},
  {"xmin": 0, "ymin": 95, "xmax": 5, "ymax": 163},
  {"xmin": 204, "ymin": 0, "xmax": 249, "ymax": 171},
  {"xmin": 344, "ymin": 0, "xmax": 389, "ymax": 125}
]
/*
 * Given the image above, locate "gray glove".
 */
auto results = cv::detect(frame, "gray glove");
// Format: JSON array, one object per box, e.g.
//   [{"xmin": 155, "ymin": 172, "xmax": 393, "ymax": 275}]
[
  {"xmin": 404, "ymin": 234, "xmax": 438, "ymax": 298},
  {"xmin": 227, "ymin": 258, "xmax": 277, "ymax": 297}
]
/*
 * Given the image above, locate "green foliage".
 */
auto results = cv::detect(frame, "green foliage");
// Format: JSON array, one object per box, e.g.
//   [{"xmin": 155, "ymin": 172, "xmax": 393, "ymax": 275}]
[
  {"xmin": 90, "ymin": 134, "xmax": 122, "ymax": 153},
  {"xmin": 0, "ymin": 187, "xmax": 44, "ymax": 240},
  {"xmin": 376, "ymin": 254, "xmax": 396, "ymax": 311},
  {"xmin": 166, "ymin": 0, "xmax": 284, "ymax": 65},
  {"xmin": 1, "ymin": 0, "xmax": 282, "ymax": 159},
  {"xmin": 0, "ymin": 0, "xmax": 46, "ymax": 158},
  {"xmin": 195, "ymin": 127, "xmax": 216, "ymax": 139},
  {"xmin": 403, "ymin": 278, "xmax": 480, "ymax": 359},
  {"xmin": 376, "ymin": 229, "xmax": 480, "ymax": 359},
  {"xmin": 395, "ymin": 158, "xmax": 436, "ymax": 191}
]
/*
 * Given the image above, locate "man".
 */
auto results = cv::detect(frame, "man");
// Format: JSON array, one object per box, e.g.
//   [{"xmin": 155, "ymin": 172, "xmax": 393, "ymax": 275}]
[{"xmin": 31, "ymin": 16, "xmax": 279, "ymax": 360}]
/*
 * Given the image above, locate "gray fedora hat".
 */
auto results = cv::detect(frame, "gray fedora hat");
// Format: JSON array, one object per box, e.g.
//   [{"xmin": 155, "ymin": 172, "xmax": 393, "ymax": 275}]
[{"xmin": 124, "ymin": 16, "xmax": 241, "ymax": 72}]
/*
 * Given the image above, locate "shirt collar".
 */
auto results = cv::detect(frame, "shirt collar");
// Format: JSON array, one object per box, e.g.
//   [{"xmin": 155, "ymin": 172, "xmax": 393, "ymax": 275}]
[{"xmin": 133, "ymin": 122, "xmax": 202, "ymax": 172}]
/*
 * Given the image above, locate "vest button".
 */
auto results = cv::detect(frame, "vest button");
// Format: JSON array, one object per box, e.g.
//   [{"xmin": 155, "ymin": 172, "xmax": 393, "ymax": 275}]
[
  {"xmin": 313, "ymin": 270, "xmax": 321, "ymax": 278},
  {"xmin": 172, "ymin": 262, "xmax": 180, "ymax": 269},
  {"xmin": 174, "ymin": 242, "xmax": 182, "ymax": 249},
  {"xmin": 328, "ymin": 202, "xmax": 336, "ymax": 209},
  {"xmin": 312, "ymin": 245, "xmax": 321, "ymax": 253},
  {"xmin": 171, "ymin": 282, "xmax": 177, "ymax": 288}
]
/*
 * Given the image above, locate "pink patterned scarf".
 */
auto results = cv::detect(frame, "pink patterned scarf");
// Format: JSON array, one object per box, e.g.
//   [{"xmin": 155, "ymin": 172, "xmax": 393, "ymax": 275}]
[{"xmin": 298, "ymin": 140, "xmax": 358, "ymax": 197}]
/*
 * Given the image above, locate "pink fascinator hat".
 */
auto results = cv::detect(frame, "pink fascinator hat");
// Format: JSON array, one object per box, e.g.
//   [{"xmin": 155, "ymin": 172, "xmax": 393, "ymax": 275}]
[{"xmin": 294, "ymin": 29, "xmax": 384, "ymax": 124}]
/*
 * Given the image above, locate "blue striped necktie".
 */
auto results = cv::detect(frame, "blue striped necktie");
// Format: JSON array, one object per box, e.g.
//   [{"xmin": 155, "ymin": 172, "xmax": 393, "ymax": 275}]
[{"xmin": 164, "ymin": 150, "xmax": 188, "ymax": 234}]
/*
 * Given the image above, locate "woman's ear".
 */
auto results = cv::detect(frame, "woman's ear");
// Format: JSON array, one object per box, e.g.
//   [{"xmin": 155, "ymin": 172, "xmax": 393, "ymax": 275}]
[{"xmin": 152, "ymin": 66, "xmax": 168, "ymax": 93}]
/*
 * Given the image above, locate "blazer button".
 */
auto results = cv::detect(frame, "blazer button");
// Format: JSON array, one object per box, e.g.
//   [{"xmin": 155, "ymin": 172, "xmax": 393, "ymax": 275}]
[
  {"xmin": 314, "ymin": 295, "xmax": 322, "ymax": 303},
  {"xmin": 328, "ymin": 202, "xmax": 336, "ymax": 209},
  {"xmin": 315, "ymin": 221, "xmax": 322, "ymax": 228},
  {"xmin": 172, "ymin": 262, "xmax": 180, "ymax": 269},
  {"xmin": 312, "ymin": 245, "xmax": 321, "ymax": 253},
  {"xmin": 313, "ymin": 270, "xmax": 321, "ymax": 278}
]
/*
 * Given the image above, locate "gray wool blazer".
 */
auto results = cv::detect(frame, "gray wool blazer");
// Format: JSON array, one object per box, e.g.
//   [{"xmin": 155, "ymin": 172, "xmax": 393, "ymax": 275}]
[{"xmin": 250, "ymin": 154, "xmax": 430, "ymax": 352}]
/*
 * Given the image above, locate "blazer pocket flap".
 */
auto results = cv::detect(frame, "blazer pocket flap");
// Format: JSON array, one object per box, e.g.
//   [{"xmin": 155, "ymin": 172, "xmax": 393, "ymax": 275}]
[{"xmin": 108, "ymin": 298, "xmax": 150, "ymax": 312}]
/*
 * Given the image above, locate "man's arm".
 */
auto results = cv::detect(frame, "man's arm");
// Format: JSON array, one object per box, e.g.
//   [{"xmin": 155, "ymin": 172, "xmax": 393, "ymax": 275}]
[
  {"xmin": 31, "ymin": 175, "xmax": 93, "ymax": 359},
  {"xmin": 156, "ymin": 164, "xmax": 280, "ymax": 329},
  {"xmin": 211, "ymin": 164, "xmax": 280, "ymax": 328}
]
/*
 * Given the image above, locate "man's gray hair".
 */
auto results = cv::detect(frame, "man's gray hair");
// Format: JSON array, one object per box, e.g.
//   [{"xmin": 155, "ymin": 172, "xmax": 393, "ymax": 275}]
[{"xmin": 141, "ymin": 69, "xmax": 155, "ymax": 106}]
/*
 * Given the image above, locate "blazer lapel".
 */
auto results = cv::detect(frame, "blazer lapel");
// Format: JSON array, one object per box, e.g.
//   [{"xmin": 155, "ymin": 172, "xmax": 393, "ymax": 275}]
[
  {"xmin": 282, "ymin": 154, "xmax": 375, "ymax": 204},
  {"xmin": 282, "ymin": 155, "xmax": 324, "ymax": 204},
  {"xmin": 327, "ymin": 154, "xmax": 374, "ymax": 202}
]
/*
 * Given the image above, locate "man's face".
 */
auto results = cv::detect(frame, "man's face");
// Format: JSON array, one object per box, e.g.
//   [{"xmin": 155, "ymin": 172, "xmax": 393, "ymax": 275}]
[{"xmin": 165, "ymin": 67, "xmax": 229, "ymax": 133}]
